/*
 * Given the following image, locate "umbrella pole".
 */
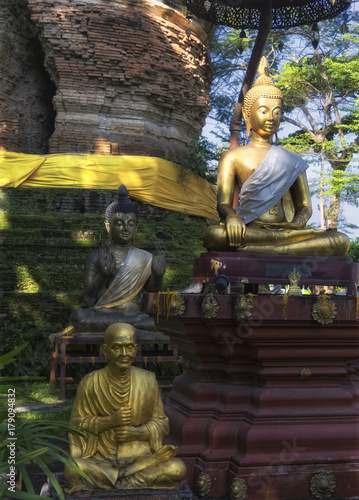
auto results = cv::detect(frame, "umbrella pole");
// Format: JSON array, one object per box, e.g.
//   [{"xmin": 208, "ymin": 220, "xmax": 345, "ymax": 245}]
[{"xmin": 229, "ymin": 2, "xmax": 273, "ymax": 148}]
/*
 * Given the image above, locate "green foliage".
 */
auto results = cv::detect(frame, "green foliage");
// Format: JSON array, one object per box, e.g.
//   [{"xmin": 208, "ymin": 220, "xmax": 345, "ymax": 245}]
[
  {"xmin": 348, "ymin": 237, "xmax": 359, "ymax": 262},
  {"xmin": 14, "ymin": 382, "xmax": 61, "ymax": 405},
  {"xmin": 209, "ymin": 26, "xmax": 254, "ymax": 141},
  {"xmin": 280, "ymin": 130, "xmax": 317, "ymax": 154},
  {"xmin": 137, "ymin": 213, "xmax": 207, "ymax": 290},
  {"xmin": 0, "ymin": 322, "xmax": 65, "ymax": 378},
  {"xmin": 274, "ymin": 16, "xmax": 359, "ymax": 229},
  {"xmin": 0, "ymin": 345, "xmax": 94, "ymax": 499},
  {"xmin": 171, "ymin": 136, "xmax": 220, "ymax": 183}
]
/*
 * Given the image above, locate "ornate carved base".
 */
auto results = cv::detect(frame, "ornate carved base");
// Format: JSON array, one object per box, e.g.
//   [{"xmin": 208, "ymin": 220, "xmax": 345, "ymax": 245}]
[
  {"xmin": 144, "ymin": 269, "xmax": 359, "ymax": 499},
  {"xmin": 189, "ymin": 461, "xmax": 359, "ymax": 499}
]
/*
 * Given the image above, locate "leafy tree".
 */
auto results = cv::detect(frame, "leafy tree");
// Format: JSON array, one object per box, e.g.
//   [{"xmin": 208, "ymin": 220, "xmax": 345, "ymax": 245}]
[
  {"xmin": 275, "ymin": 14, "xmax": 359, "ymax": 229},
  {"xmin": 208, "ymin": 26, "xmax": 290, "ymax": 143},
  {"xmin": 171, "ymin": 135, "xmax": 222, "ymax": 184},
  {"xmin": 208, "ymin": 26, "xmax": 253, "ymax": 142},
  {"xmin": 348, "ymin": 237, "xmax": 359, "ymax": 262}
]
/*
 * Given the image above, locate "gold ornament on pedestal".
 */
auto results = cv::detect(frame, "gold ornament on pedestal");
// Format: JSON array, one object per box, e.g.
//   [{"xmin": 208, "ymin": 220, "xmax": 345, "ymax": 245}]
[
  {"xmin": 235, "ymin": 295, "xmax": 253, "ymax": 321},
  {"xmin": 196, "ymin": 472, "xmax": 212, "ymax": 496},
  {"xmin": 310, "ymin": 471, "xmax": 336, "ymax": 499},
  {"xmin": 202, "ymin": 293, "xmax": 220, "ymax": 319},
  {"xmin": 312, "ymin": 293, "xmax": 337, "ymax": 325},
  {"xmin": 230, "ymin": 477, "xmax": 248, "ymax": 500},
  {"xmin": 287, "ymin": 268, "xmax": 302, "ymax": 296}
]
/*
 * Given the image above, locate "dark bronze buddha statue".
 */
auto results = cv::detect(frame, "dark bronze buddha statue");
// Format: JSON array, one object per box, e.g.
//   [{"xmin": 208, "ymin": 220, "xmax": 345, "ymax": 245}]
[{"xmin": 70, "ymin": 185, "xmax": 165, "ymax": 332}]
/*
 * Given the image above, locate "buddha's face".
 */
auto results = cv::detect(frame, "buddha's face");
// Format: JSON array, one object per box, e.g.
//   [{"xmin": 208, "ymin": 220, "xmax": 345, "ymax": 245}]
[
  {"xmin": 109, "ymin": 212, "xmax": 137, "ymax": 246},
  {"xmin": 103, "ymin": 323, "xmax": 138, "ymax": 371},
  {"xmin": 249, "ymin": 97, "xmax": 282, "ymax": 138}
]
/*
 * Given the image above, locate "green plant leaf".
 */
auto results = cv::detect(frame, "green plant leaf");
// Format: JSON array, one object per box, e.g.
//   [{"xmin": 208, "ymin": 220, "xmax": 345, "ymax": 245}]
[
  {"xmin": 0, "ymin": 343, "xmax": 29, "ymax": 368},
  {"xmin": 35, "ymin": 457, "xmax": 65, "ymax": 500},
  {"xmin": 17, "ymin": 464, "xmax": 35, "ymax": 494},
  {"xmin": 0, "ymin": 448, "xmax": 49, "ymax": 472},
  {"xmin": 0, "ymin": 377, "xmax": 45, "ymax": 382}
]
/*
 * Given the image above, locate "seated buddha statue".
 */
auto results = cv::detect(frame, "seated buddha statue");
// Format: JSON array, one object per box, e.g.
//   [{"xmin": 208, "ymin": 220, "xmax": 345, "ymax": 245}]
[
  {"xmin": 70, "ymin": 185, "xmax": 165, "ymax": 332},
  {"xmin": 203, "ymin": 57, "xmax": 350, "ymax": 256},
  {"xmin": 65, "ymin": 322, "xmax": 186, "ymax": 492}
]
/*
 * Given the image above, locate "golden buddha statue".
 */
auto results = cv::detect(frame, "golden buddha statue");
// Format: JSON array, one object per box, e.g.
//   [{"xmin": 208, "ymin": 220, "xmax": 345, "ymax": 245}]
[
  {"xmin": 70, "ymin": 185, "xmax": 165, "ymax": 332},
  {"xmin": 65, "ymin": 322, "xmax": 186, "ymax": 492},
  {"xmin": 204, "ymin": 57, "xmax": 350, "ymax": 256}
]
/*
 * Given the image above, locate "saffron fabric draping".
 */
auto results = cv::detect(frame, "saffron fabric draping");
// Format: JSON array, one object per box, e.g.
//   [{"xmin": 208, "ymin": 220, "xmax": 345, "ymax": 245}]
[{"xmin": 0, "ymin": 152, "xmax": 219, "ymax": 221}]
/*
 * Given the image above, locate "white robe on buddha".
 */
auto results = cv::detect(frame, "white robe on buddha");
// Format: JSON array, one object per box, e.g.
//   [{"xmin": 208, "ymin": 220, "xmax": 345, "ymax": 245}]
[
  {"xmin": 235, "ymin": 145, "xmax": 308, "ymax": 224},
  {"xmin": 94, "ymin": 247, "xmax": 152, "ymax": 309}
]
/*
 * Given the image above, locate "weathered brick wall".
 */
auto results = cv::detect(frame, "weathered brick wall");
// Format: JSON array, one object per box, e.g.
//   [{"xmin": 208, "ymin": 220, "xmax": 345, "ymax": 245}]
[
  {"xmin": 0, "ymin": 1, "xmax": 56, "ymax": 154},
  {"xmin": 0, "ymin": 0, "xmax": 212, "ymax": 158}
]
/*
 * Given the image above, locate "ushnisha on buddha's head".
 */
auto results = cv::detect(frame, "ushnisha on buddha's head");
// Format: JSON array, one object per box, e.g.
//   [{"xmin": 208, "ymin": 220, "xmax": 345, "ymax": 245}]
[
  {"xmin": 104, "ymin": 185, "xmax": 139, "ymax": 246},
  {"xmin": 103, "ymin": 323, "xmax": 138, "ymax": 373},
  {"xmin": 242, "ymin": 56, "xmax": 283, "ymax": 138}
]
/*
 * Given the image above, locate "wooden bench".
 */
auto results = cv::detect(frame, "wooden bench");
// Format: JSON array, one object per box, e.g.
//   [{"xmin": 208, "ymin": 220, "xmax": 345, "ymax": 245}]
[{"xmin": 50, "ymin": 332, "xmax": 180, "ymax": 400}]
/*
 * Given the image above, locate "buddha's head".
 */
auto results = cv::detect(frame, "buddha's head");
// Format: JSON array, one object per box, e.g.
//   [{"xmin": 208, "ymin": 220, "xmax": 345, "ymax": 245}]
[
  {"xmin": 243, "ymin": 56, "xmax": 283, "ymax": 138},
  {"xmin": 105, "ymin": 185, "xmax": 139, "ymax": 245},
  {"xmin": 103, "ymin": 323, "xmax": 138, "ymax": 371}
]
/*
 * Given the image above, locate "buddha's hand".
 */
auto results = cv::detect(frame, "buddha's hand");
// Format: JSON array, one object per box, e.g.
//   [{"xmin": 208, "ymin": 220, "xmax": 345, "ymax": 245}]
[
  {"xmin": 110, "ymin": 406, "xmax": 132, "ymax": 428},
  {"xmin": 98, "ymin": 249, "xmax": 117, "ymax": 279},
  {"xmin": 152, "ymin": 245, "xmax": 166, "ymax": 278},
  {"xmin": 226, "ymin": 214, "xmax": 246, "ymax": 247},
  {"xmin": 115, "ymin": 425, "xmax": 149, "ymax": 443}
]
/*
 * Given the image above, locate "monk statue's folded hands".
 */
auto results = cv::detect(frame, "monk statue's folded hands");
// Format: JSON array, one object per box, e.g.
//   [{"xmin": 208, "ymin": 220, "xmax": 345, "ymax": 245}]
[
  {"xmin": 110, "ymin": 406, "xmax": 132, "ymax": 428},
  {"xmin": 115, "ymin": 425, "xmax": 149, "ymax": 443}
]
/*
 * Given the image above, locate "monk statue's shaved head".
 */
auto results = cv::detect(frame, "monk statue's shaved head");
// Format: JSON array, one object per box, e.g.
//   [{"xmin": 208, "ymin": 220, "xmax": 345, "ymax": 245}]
[{"xmin": 104, "ymin": 323, "xmax": 137, "ymax": 346}]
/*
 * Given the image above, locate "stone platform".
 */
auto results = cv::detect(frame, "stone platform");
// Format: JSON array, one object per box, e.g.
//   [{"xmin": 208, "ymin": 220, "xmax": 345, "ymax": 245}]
[
  {"xmin": 48, "ymin": 480, "xmax": 193, "ymax": 500},
  {"xmin": 143, "ymin": 253, "xmax": 359, "ymax": 499},
  {"xmin": 62, "ymin": 486, "xmax": 192, "ymax": 500}
]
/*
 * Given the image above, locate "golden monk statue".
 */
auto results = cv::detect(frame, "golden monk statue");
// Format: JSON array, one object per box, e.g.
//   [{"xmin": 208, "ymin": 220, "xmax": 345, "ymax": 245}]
[
  {"xmin": 204, "ymin": 57, "xmax": 349, "ymax": 256},
  {"xmin": 65, "ymin": 322, "xmax": 186, "ymax": 492},
  {"xmin": 70, "ymin": 185, "xmax": 165, "ymax": 332}
]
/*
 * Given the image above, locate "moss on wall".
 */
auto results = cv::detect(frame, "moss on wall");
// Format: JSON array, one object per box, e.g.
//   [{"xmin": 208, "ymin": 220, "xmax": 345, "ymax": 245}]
[{"xmin": 0, "ymin": 187, "xmax": 208, "ymax": 375}]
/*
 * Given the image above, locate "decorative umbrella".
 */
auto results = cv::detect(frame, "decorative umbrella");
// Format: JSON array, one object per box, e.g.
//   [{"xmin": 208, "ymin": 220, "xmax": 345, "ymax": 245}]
[{"xmin": 184, "ymin": 0, "xmax": 351, "ymax": 146}]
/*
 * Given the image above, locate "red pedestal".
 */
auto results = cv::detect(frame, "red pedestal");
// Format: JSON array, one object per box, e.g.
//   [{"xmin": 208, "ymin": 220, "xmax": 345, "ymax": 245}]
[
  {"xmin": 191, "ymin": 252, "xmax": 359, "ymax": 296},
  {"xmin": 143, "ymin": 255, "xmax": 359, "ymax": 499}
]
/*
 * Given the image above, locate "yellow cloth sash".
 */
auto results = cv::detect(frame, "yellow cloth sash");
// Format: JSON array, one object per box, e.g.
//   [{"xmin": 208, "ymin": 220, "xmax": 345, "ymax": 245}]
[{"xmin": 0, "ymin": 152, "xmax": 219, "ymax": 221}]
